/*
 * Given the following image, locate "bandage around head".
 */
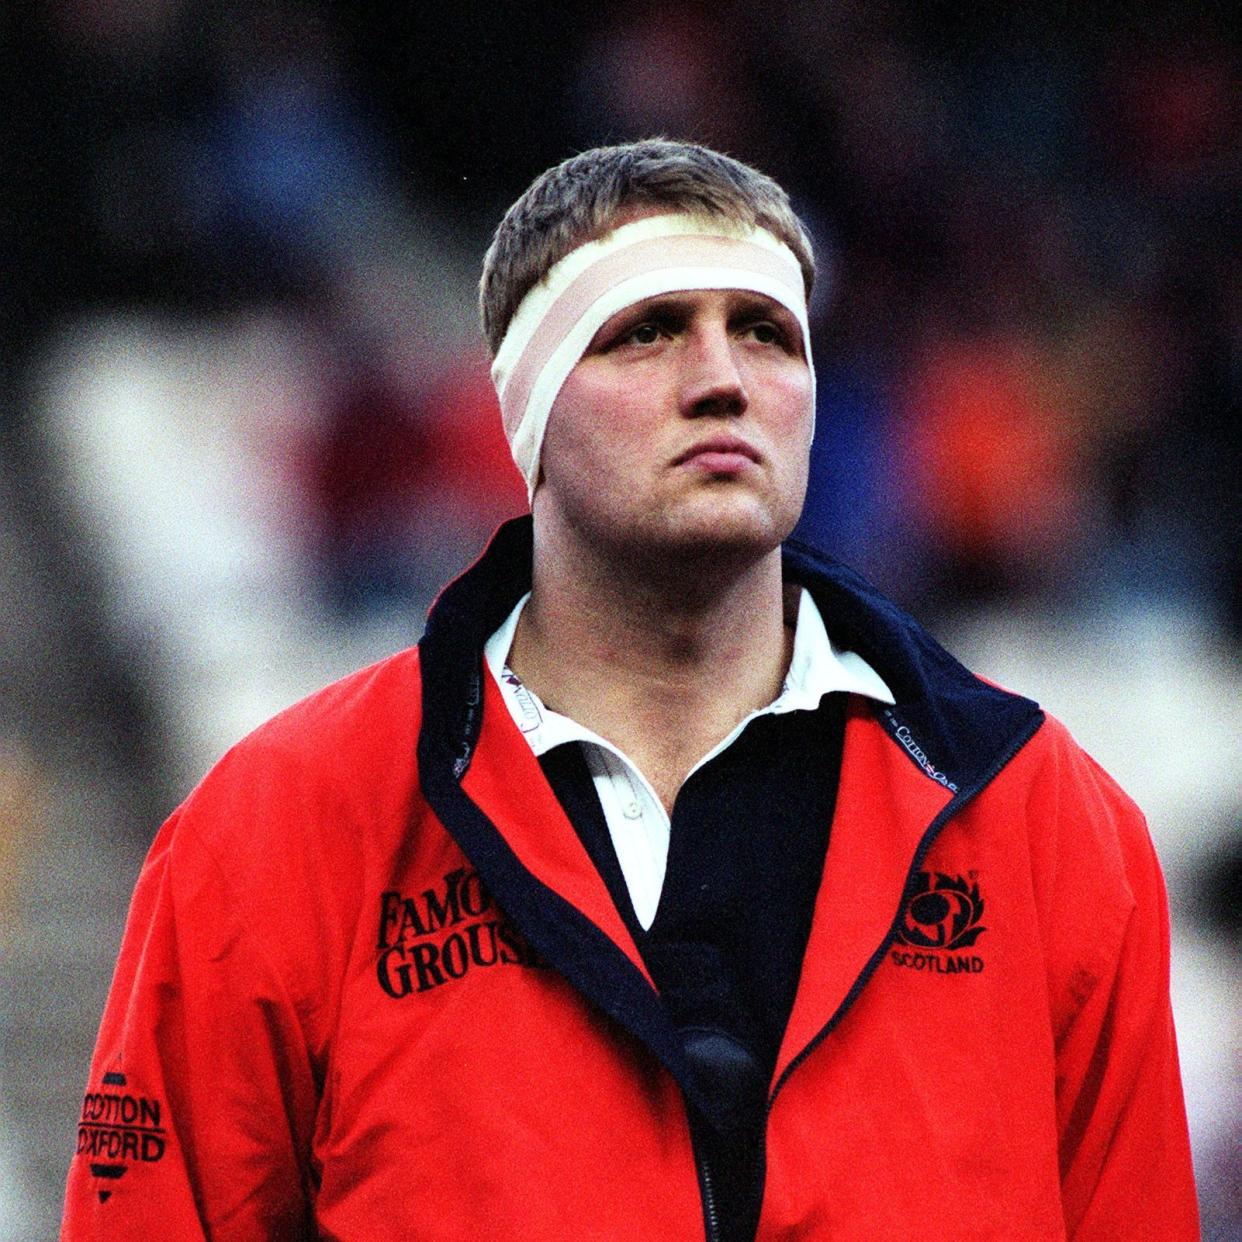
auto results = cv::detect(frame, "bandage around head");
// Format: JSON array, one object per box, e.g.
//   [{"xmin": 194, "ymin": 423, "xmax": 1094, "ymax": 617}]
[{"xmin": 490, "ymin": 214, "xmax": 814, "ymax": 498}]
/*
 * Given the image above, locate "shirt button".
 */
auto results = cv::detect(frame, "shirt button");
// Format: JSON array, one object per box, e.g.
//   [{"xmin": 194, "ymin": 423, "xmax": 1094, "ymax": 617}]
[{"xmin": 624, "ymin": 802, "xmax": 642, "ymax": 819}]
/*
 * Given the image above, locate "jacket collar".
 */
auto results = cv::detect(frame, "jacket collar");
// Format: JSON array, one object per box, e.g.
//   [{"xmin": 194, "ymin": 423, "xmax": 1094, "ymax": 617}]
[{"xmin": 421, "ymin": 516, "xmax": 1042, "ymax": 799}]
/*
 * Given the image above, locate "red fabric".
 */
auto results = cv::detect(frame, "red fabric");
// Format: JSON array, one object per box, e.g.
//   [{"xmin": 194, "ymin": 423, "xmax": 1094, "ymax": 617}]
[{"xmin": 63, "ymin": 650, "xmax": 1198, "ymax": 1240}]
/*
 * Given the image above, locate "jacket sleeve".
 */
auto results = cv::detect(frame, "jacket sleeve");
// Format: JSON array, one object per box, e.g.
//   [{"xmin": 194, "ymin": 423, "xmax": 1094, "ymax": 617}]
[
  {"xmin": 1048, "ymin": 748, "xmax": 1199, "ymax": 1240},
  {"xmin": 60, "ymin": 802, "xmax": 320, "ymax": 1239}
]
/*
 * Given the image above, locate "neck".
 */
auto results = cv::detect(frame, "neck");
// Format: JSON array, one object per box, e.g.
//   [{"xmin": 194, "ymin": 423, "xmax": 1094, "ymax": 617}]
[{"xmin": 508, "ymin": 510, "xmax": 793, "ymax": 809}]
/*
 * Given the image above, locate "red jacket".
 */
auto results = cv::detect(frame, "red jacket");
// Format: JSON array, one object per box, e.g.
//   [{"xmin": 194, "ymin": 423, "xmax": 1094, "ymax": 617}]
[{"xmin": 62, "ymin": 520, "xmax": 1198, "ymax": 1240}]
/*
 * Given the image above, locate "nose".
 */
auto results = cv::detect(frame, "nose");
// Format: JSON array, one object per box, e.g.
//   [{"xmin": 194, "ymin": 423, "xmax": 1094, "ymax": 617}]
[{"xmin": 678, "ymin": 321, "xmax": 749, "ymax": 419}]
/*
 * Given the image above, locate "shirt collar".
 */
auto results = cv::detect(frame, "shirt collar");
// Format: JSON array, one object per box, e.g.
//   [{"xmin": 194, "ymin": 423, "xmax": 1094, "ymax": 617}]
[
  {"xmin": 778, "ymin": 585, "xmax": 896, "ymax": 710},
  {"xmin": 483, "ymin": 588, "xmax": 894, "ymax": 758}
]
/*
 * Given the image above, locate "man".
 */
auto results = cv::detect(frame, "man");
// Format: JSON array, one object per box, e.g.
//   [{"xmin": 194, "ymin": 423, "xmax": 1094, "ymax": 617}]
[{"xmin": 63, "ymin": 140, "xmax": 1198, "ymax": 1240}]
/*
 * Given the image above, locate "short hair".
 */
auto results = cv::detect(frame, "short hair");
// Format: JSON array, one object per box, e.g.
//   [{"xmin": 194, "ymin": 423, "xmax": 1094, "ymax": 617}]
[{"xmin": 479, "ymin": 139, "xmax": 816, "ymax": 355}]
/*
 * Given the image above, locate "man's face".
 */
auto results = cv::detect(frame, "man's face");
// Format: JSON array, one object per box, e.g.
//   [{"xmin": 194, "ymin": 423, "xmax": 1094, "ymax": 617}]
[{"xmin": 535, "ymin": 284, "xmax": 814, "ymax": 566}]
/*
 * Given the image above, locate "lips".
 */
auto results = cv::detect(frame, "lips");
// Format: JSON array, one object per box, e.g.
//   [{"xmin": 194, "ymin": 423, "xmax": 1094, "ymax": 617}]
[{"xmin": 671, "ymin": 436, "xmax": 761, "ymax": 468}]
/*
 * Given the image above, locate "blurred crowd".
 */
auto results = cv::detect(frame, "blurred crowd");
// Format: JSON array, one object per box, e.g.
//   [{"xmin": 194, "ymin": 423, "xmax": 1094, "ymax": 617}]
[
  {"xmin": 1, "ymin": 1, "xmax": 1239, "ymax": 1237},
  {"xmin": 5, "ymin": 0, "xmax": 1239, "ymax": 626}
]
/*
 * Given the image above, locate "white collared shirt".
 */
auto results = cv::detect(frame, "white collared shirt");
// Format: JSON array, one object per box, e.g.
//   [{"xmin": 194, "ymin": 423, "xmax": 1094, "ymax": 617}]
[{"xmin": 483, "ymin": 589, "xmax": 895, "ymax": 930}]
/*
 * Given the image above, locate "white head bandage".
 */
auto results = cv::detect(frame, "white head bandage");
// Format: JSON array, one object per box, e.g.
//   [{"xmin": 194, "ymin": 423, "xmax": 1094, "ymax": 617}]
[{"xmin": 490, "ymin": 213, "xmax": 814, "ymax": 497}]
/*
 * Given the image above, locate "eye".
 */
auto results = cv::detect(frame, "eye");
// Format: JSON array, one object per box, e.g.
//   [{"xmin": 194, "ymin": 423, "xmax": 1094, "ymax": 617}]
[
  {"xmin": 626, "ymin": 322, "xmax": 663, "ymax": 346},
  {"xmin": 594, "ymin": 319, "xmax": 667, "ymax": 354},
  {"xmin": 739, "ymin": 318, "xmax": 796, "ymax": 351}
]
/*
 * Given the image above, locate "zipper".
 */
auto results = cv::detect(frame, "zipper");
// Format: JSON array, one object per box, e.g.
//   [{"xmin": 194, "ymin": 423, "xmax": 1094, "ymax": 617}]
[{"xmin": 697, "ymin": 1151, "xmax": 722, "ymax": 1242}]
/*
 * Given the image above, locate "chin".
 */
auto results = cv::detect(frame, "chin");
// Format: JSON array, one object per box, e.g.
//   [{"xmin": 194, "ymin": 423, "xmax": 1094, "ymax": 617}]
[
  {"xmin": 648, "ymin": 489, "xmax": 797, "ymax": 562},
  {"xmin": 544, "ymin": 472, "xmax": 805, "ymax": 575}
]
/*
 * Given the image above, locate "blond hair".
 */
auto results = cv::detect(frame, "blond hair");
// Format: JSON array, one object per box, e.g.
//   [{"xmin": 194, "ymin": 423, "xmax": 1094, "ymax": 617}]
[{"xmin": 480, "ymin": 139, "xmax": 816, "ymax": 354}]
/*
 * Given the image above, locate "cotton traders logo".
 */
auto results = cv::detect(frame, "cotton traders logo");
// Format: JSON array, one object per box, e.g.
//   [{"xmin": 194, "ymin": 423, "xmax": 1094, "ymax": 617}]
[
  {"xmin": 376, "ymin": 867, "xmax": 545, "ymax": 997},
  {"xmin": 75, "ymin": 1068, "xmax": 167, "ymax": 1202},
  {"xmin": 891, "ymin": 871, "xmax": 987, "ymax": 974},
  {"xmin": 882, "ymin": 711, "xmax": 959, "ymax": 792}
]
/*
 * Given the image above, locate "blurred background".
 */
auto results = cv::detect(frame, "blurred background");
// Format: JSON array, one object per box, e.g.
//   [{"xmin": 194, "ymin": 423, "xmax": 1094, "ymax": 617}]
[{"xmin": 1, "ymin": 1, "xmax": 1238, "ymax": 1236}]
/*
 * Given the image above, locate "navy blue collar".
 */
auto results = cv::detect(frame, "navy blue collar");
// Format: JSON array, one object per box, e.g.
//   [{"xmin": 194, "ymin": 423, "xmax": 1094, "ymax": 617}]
[{"xmin": 420, "ymin": 516, "xmax": 1042, "ymax": 798}]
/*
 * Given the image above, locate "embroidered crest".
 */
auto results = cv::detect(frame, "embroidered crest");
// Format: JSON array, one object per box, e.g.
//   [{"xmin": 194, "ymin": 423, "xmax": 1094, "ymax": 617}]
[
  {"xmin": 890, "ymin": 871, "xmax": 988, "ymax": 975},
  {"xmin": 897, "ymin": 871, "xmax": 987, "ymax": 949}
]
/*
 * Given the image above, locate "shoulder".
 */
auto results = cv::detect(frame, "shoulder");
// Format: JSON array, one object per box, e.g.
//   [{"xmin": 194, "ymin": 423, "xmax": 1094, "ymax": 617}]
[
  {"xmin": 232, "ymin": 644, "xmax": 425, "ymax": 769},
  {"xmin": 202, "ymin": 643, "xmax": 421, "ymax": 788},
  {"xmin": 1006, "ymin": 710, "xmax": 1152, "ymax": 874},
  {"xmin": 162, "ymin": 644, "xmax": 427, "ymax": 889}
]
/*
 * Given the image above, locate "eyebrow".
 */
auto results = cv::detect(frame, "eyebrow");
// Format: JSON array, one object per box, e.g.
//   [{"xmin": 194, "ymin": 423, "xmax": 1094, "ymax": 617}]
[
  {"xmin": 591, "ymin": 291, "xmax": 797, "ymax": 344},
  {"xmin": 609, "ymin": 294, "xmax": 694, "ymax": 322}
]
